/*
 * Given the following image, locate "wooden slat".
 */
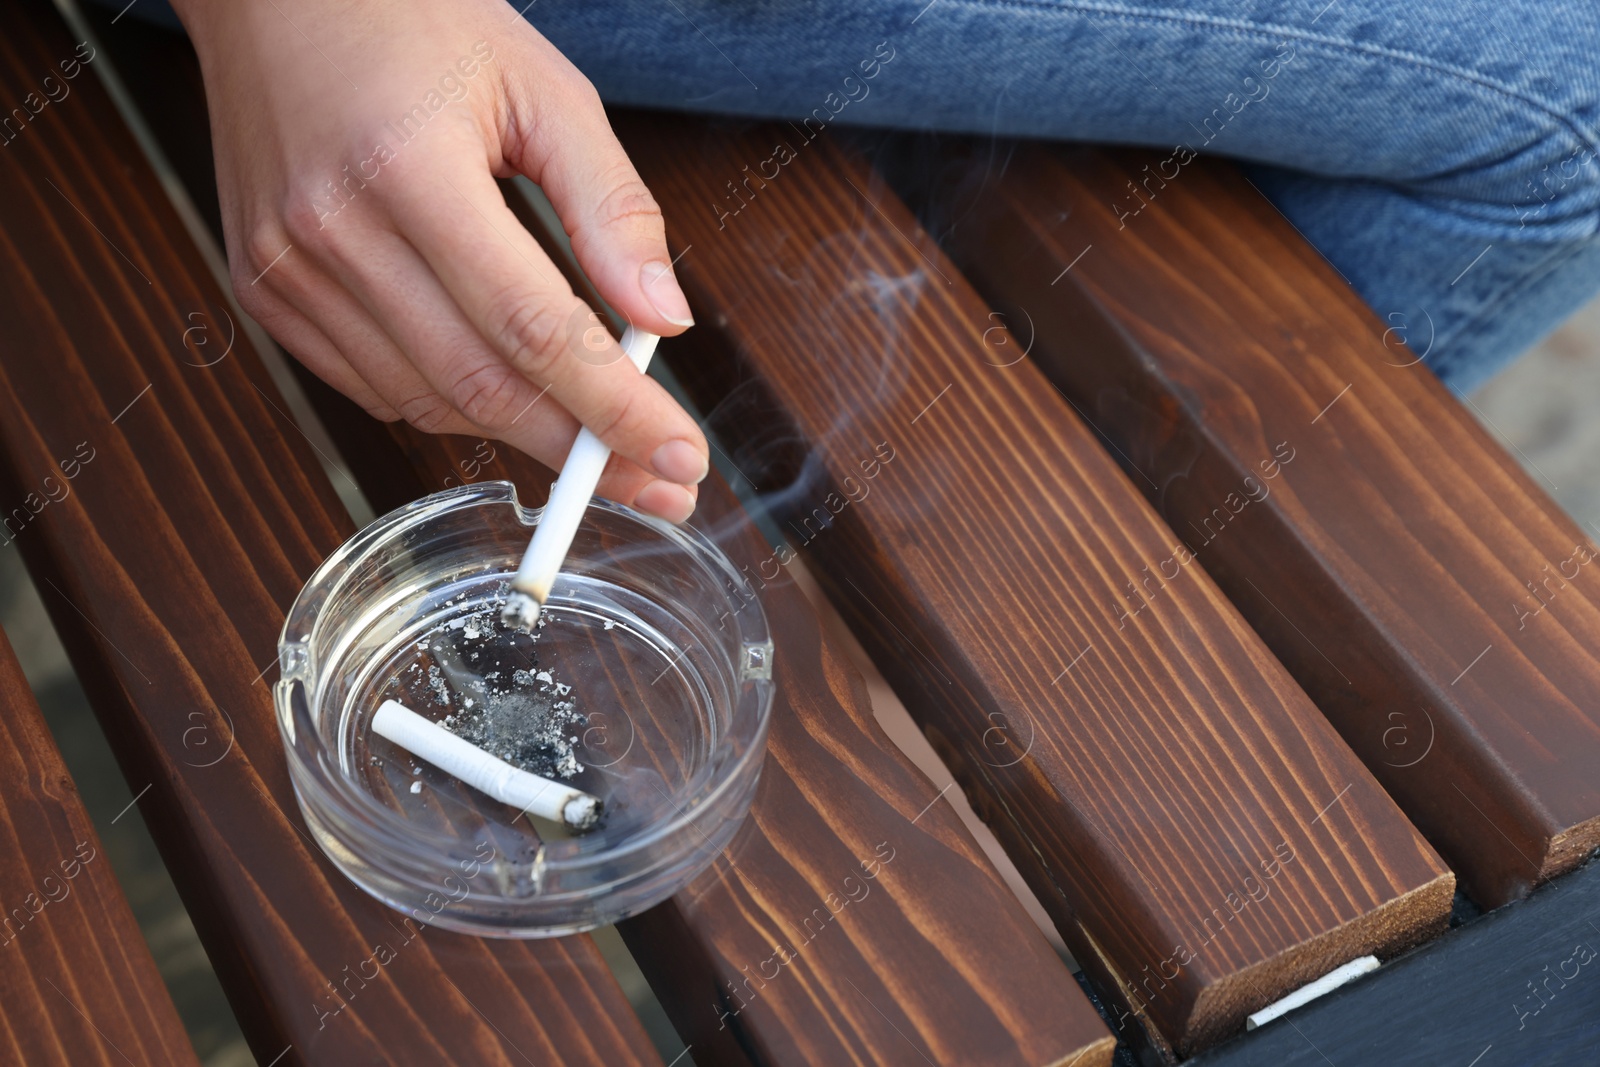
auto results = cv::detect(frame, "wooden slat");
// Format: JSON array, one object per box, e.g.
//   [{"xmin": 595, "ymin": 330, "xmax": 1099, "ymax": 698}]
[
  {"xmin": 281, "ymin": 203, "xmax": 1117, "ymax": 1066},
  {"xmin": 612, "ymin": 111, "xmax": 1456, "ymax": 1059},
  {"xmin": 919, "ymin": 143, "xmax": 1600, "ymax": 909},
  {"xmin": 0, "ymin": 626, "xmax": 200, "ymax": 1066},
  {"xmin": 1192, "ymin": 858, "xmax": 1600, "ymax": 1065},
  {"xmin": 0, "ymin": 2, "xmax": 659, "ymax": 1063}
]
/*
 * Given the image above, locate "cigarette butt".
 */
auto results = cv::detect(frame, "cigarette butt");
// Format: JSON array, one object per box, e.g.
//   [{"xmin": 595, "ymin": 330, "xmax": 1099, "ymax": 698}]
[{"xmin": 371, "ymin": 700, "xmax": 603, "ymax": 832}]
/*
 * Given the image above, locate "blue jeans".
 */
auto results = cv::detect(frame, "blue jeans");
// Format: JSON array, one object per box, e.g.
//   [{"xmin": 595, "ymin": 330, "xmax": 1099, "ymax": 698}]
[{"xmin": 526, "ymin": 0, "xmax": 1600, "ymax": 392}]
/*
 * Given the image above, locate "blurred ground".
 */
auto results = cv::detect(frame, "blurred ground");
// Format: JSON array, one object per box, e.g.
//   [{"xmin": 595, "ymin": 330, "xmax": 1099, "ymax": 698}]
[
  {"xmin": 0, "ymin": 296, "xmax": 1595, "ymax": 1065},
  {"xmin": 1471, "ymin": 298, "xmax": 1600, "ymax": 534}
]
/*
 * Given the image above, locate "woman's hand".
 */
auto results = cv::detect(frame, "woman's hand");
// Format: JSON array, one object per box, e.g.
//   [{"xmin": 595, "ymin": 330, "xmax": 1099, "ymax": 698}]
[{"xmin": 172, "ymin": 0, "xmax": 707, "ymax": 521}]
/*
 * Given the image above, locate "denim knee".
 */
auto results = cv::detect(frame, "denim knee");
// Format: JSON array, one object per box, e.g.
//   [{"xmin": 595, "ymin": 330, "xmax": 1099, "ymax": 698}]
[
  {"xmin": 1355, "ymin": 32, "xmax": 1600, "ymax": 244},
  {"xmin": 1506, "ymin": 133, "xmax": 1600, "ymax": 241}
]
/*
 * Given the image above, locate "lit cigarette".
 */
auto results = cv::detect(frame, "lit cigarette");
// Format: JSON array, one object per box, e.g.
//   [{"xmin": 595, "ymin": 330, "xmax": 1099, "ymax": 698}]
[
  {"xmin": 502, "ymin": 326, "xmax": 660, "ymax": 632},
  {"xmin": 371, "ymin": 700, "xmax": 603, "ymax": 832}
]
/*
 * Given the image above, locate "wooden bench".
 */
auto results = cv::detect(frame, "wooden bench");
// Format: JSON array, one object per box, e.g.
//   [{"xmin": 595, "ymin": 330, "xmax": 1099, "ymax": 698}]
[{"xmin": 0, "ymin": 0, "xmax": 1596, "ymax": 1063}]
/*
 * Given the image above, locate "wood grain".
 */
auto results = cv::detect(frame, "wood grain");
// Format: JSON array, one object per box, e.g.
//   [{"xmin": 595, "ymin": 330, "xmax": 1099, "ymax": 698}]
[
  {"xmin": 612, "ymin": 111, "xmax": 1456, "ymax": 1058},
  {"xmin": 0, "ymin": 2, "xmax": 659, "ymax": 1063},
  {"xmin": 279, "ymin": 198, "xmax": 1119, "ymax": 1065},
  {"xmin": 0, "ymin": 626, "xmax": 200, "ymax": 1066},
  {"xmin": 916, "ymin": 143, "xmax": 1600, "ymax": 909},
  {"xmin": 1191, "ymin": 858, "xmax": 1600, "ymax": 1066}
]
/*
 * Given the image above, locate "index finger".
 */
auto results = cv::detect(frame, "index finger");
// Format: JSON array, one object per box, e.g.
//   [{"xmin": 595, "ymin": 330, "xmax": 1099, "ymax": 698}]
[{"xmin": 385, "ymin": 160, "xmax": 709, "ymax": 488}]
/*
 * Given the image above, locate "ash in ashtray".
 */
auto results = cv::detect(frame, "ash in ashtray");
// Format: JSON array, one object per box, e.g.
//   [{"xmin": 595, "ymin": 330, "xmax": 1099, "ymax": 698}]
[
  {"xmin": 392, "ymin": 598, "xmax": 588, "ymax": 783},
  {"xmin": 440, "ymin": 668, "xmax": 584, "ymax": 780}
]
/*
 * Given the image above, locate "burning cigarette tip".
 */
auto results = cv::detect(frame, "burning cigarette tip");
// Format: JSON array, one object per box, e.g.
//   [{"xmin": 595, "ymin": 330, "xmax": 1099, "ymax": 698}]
[
  {"xmin": 563, "ymin": 793, "xmax": 603, "ymax": 832},
  {"xmin": 500, "ymin": 591, "xmax": 542, "ymax": 633}
]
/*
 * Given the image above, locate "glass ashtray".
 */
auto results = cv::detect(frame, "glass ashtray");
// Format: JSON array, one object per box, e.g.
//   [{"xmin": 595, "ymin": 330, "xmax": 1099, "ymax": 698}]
[{"xmin": 274, "ymin": 481, "xmax": 773, "ymax": 937}]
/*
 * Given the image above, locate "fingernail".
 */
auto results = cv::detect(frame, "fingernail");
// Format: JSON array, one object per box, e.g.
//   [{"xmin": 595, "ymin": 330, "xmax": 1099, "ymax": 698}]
[
  {"xmin": 635, "ymin": 481, "xmax": 697, "ymax": 524},
  {"xmin": 641, "ymin": 260, "xmax": 694, "ymax": 327},
  {"xmin": 651, "ymin": 439, "xmax": 708, "ymax": 484}
]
